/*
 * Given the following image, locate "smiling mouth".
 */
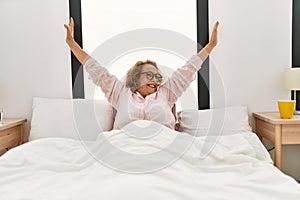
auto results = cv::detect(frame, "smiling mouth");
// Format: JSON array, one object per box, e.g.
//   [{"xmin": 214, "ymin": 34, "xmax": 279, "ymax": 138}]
[{"xmin": 147, "ymin": 84, "xmax": 158, "ymax": 89}]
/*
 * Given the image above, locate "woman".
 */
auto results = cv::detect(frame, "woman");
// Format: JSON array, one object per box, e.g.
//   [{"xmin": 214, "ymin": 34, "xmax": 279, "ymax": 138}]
[{"xmin": 64, "ymin": 18, "xmax": 219, "ymax": 130}]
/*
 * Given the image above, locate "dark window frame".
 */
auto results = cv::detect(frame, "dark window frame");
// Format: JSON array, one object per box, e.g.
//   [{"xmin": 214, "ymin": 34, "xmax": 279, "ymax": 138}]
[
  {"xmin": 69, "ymin": 0, "xmax": 84, "ymax": 98},
  {"xmin": 292, "ymin": 0, "xmax": 300, "ymax": 110}
]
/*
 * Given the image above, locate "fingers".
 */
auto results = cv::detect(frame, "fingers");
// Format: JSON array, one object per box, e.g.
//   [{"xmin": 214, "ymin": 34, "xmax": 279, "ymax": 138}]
[
  {"xmin": 64, "ymin": 17, "xmax": 74, "ymax": 29},
  {"xmin": 64, "ymin": 24, "xmax": 69, "ymax": 30},
  {"xmin": 64, "ymin": 24, "xmax": 71, "ymax": 34},
  {"xmin": 64, "ymin": 23, "xmax": 72, "ymax": 38},
  {"xmin": 208, "ymin": 21, "xmax": 219, "ymax": 47},
  {"xmin": 213, "ymin": 21, "xmax": 219, "ymax": 31},
  {"xmin": 64, "ymin": 17, "xmax": 74, "ymax": 35},
  {"xmin": 64, "ymin": 18, "xmax": 75, "ymax": 44},
  {"xmin": 70, "ymin": 17, "xmax": 74, "ymax": 29}
]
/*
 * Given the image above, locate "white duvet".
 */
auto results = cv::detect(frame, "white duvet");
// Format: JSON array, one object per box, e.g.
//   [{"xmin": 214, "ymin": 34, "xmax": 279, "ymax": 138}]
[{"xmin": 1, "ymin": 120, "xmax": 300, "ymax": 200}]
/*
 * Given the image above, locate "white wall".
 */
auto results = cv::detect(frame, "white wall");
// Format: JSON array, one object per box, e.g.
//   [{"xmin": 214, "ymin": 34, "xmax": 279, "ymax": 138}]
[
  {"xmin": 0, "ymin": 0, "xmax": 72, "ymax": 138},
  {"xmin": 209, "ymin": 0, "xmax": 291, "ymax": 111},
  {"xmin": 210, "ymin": 0, "xmax": 300, "ymax": 180}
]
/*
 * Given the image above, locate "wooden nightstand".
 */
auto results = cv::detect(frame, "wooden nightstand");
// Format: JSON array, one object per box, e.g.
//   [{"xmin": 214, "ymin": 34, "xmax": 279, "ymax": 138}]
[
  {"xmin": 0, "ymin": 118, "xmax": 27, "ymax": 155},
  {"xmin": 253, "ymin": 112, "xmax": 300, "ymax": 170}
]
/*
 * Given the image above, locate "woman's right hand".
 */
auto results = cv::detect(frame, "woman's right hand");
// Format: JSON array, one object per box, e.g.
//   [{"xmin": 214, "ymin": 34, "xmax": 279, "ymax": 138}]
[
  {"xmin": 63, "ymin": 17, "xmax": 89, "ymax": 64},
  {"xmin": 64, "ymin": 17, "xmax": 75, "ymax": 46}
]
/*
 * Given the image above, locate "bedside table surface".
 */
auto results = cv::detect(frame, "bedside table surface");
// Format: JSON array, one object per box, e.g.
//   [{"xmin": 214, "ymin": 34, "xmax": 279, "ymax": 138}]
[
  {"xmin": 0, "ymin": 118, "xmax": 27, "ymax": 131},
  {"xmin": 253, "ymin": 112, "xmax": 300, "ymax": 170},
  {"xmin": 253, "ymin": 112, "xmax": 300, "ymax": 125}
]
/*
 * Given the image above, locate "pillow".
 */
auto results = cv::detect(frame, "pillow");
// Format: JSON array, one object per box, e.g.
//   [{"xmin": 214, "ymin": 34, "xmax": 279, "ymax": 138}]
[
  {"xmin": 30, "ymin": 97, "xmax": 114, "ymax": 141},
  {"xmin": 178, "ymin": 106, "xmax": 251, "ymax": 137}
]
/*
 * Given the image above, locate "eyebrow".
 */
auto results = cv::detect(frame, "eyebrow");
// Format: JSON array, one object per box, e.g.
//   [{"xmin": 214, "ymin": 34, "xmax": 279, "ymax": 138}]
[{"xmin": 140, "ymin": 71, "xmax": 160, "ymax": 74}]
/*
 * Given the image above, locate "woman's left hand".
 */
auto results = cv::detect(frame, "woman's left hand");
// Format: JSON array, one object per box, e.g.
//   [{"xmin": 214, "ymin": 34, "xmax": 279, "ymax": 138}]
[
  {"xmin": 209, "ymin": 21, "xmax": 219, "ymax": 47},
  {"xmin": 196, "ymin": 21, "xmax": 219, "ymax": 61}
]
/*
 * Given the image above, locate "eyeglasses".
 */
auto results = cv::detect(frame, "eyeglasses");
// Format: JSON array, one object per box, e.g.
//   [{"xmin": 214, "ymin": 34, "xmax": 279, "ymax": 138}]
[{"xmin": 138, "ymin": 71, "xmax": 163, "ymax": 82}]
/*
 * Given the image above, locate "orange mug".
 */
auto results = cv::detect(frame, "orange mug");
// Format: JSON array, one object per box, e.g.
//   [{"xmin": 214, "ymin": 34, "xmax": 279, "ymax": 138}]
[{"xmin": 277, "ymin": 100, "xmax": 296, "ymax": 119}]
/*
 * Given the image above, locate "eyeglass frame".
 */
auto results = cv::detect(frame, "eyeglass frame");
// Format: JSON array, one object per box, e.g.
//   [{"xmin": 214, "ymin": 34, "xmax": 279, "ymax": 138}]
[{"xmin": 138, "ymin": 71, "xmax": 163, "ymax": 82}]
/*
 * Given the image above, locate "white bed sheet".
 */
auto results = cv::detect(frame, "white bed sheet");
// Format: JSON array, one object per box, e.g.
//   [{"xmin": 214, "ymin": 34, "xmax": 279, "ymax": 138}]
[{"xmin": 1, "ymin": 120, "xmax": 300, "ymax": 200}]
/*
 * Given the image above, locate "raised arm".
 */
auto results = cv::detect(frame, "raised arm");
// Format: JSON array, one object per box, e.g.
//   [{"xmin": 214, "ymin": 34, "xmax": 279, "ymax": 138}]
[
  {"xmin": 164, "ymin": 21, "xmax": 219, "ymax": 103},
  {"xmin": 64, "ymin": 17, "xmax": 89, "ymax": 64},
  {"xmin": 63, "ymin": 18, "xmax": 124, "ymax": 107},
  {"xmin": 197, "ymin": 21, "xmax": 219, "ymax": 62}
]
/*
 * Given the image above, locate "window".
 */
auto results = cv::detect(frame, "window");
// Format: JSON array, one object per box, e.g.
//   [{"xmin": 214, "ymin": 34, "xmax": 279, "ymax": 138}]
[{"xmin": 69, "ymin": 0, "xmax": 209, "ymax": 110}]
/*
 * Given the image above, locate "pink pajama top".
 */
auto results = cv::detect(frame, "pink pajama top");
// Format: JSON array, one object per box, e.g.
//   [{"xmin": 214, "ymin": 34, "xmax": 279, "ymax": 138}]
[{"xmin": 84, "ymin": 55, "xmax": 203, "ymax": 130}]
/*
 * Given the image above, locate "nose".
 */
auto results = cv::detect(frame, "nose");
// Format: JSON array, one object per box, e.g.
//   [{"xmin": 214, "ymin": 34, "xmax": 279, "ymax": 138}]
[{"xmin": 153, "ymin": 76, "xmax": 160, "ymax": 83}]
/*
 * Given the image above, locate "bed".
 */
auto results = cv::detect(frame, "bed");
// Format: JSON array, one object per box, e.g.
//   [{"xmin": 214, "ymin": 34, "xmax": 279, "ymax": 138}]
[{"xmin": 0, "ymin": 97, "xmax": 300, "ymax": 199}]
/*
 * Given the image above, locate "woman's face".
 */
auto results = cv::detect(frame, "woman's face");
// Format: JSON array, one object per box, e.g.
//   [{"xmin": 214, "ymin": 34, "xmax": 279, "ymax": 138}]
[{"xmin": 136, "ymin": 64, "xmax": 162, "ymax": 97}]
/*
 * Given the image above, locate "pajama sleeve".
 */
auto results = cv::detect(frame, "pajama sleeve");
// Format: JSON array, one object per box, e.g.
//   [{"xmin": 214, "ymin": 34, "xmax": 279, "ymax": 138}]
[
  {"xmin": 83, "ymin": 57, "xmax": 125, "ymax": 107},
  {"xmin": 163, "ymin": 55, "xmax": 203, "ymax": 104}
]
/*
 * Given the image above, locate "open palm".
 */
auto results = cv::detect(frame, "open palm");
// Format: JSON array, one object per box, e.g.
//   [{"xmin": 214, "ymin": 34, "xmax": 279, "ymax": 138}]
[
  {"xmin": 210, "ymin": 21, "xmax": 219, "ymax": 47},
  {"xmin": 64, "ymin": 17, "xmax": 74, "ymax": 44}
]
